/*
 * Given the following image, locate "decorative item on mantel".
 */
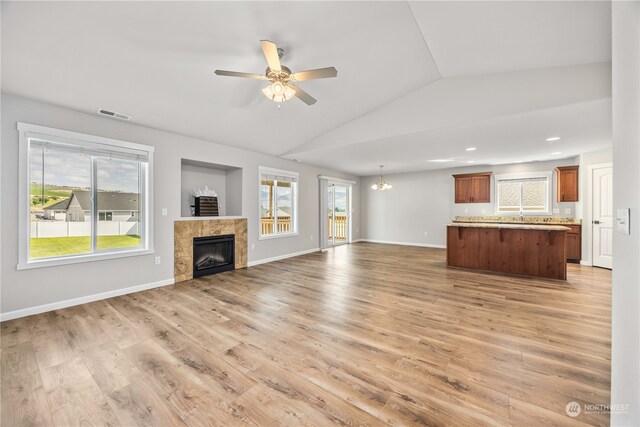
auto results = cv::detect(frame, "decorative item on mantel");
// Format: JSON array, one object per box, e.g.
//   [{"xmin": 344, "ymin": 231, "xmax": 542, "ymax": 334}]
[{"xmin": 192, "ymin": 186, "xmax": 219, "ymax": 217}]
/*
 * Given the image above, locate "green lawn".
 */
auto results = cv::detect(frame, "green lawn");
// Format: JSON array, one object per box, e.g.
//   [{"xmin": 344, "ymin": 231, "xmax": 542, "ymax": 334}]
[{"xmin": 30, "ymin": 235, "xmax": 141, "ymax": 259}]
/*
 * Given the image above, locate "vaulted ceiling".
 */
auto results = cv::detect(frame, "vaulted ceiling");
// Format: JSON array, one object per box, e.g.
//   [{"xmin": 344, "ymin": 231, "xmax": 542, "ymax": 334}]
[{"xmin": 1, "ymin": 1, "xmax": 612, "ymax": 175}]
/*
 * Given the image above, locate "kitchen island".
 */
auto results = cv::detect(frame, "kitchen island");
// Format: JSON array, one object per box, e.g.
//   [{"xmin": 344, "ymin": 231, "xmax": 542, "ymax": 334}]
[{"xmin": 447, "ymin": 222, "xmax": 570, "ymax": 280}]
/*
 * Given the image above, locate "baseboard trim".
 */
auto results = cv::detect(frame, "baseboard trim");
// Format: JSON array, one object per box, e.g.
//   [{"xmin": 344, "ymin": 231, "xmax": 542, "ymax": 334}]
[
  {"xmin": 357, "ymin": 239, "xmax": 446, "ymax": 249},
  {"xmin": 248, "ymin": 247, "xmax": 321, "ymax": 267},
  {"xmin": 0, "ymin": 278, "xmax": 175, "ymax": 322},
  {"xmin": 580, "ymin": 260, "xmax": 593, "ymax": 266}
]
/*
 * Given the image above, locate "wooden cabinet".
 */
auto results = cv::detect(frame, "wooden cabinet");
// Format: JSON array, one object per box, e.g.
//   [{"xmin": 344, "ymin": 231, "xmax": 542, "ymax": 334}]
[
  {"xmin": 453, "ymin": 172, "xmax": 492, "ymax": 203},
  {"xmin": 556, "ymin": 166, "xmax": 579, "ymax": 202},
  {"xmin": 565, "ymin": 224, "xmax": 582, "ymax": 262},
  {"xmin": 447, "ymin": 225, "xmax": 567, "ymax": 280}
]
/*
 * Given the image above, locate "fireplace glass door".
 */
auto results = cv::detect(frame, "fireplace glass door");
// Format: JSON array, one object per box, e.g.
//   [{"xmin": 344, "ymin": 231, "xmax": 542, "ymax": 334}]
[{"xmin": 193, "ymin": 234, "xmax": 235, "ymax": 277}]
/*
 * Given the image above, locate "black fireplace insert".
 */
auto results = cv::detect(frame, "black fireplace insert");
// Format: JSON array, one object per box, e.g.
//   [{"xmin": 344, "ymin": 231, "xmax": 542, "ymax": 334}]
[{"xmin": 193, "ymin": 234, "xmax": 235, "ymax": 277}]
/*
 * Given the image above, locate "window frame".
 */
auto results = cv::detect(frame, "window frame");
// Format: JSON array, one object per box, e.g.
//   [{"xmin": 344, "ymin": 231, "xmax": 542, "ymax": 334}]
[
  {"xmin": 17, "ymin": 122, "xmax": 154, "ymax": 270},
  {"xmin": 98, "ymin": 212, "xmax": 114, "ymax": 221},
  {"xmin": 258, "ymin": 166, "xmax": 299, "ymax": 240},
  {"xmin": 494, "ymin": 171, "xmax": 553, "ymax": 216}
]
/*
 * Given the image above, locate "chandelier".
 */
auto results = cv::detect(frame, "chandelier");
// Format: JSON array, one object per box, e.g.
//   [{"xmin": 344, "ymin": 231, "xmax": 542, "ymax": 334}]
[{"xmin": 371, "ymin": 165, "xmax": 392, "ymax": 190}]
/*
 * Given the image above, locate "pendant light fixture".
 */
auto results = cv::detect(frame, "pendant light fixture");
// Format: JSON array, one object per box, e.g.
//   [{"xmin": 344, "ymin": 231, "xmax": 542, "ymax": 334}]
[{"xmin": 371, "ymin": 165, "xmax": 392, "ymax": 190}]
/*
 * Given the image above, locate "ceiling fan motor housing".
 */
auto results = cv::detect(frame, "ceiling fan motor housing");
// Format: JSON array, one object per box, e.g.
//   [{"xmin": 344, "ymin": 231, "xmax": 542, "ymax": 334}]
[{"xmin": 266, "ymin": 65, "xmax": 292, "ymax": 83}]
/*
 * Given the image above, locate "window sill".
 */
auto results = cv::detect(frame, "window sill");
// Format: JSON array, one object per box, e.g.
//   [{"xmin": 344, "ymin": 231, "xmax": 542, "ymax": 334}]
[
  {"xmin": 258, "ymin": 232, "xmax": 300, "ymax": 241},
  {"xmin": 17, "ymin": 248, "xmax": 155, "ymax": 270}
]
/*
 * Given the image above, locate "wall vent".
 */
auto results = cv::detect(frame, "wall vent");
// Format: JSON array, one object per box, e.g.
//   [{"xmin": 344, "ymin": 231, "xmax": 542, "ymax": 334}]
[{"xmin": 97, "ymin": 108, "xmax": 131, "ymax": 121}]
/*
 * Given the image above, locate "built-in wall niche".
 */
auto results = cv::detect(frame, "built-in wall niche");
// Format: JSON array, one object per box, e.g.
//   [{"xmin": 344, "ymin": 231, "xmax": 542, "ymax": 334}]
[{"xmin": 180, "ymin": 159, "xmax": 242, "ymax": 217}]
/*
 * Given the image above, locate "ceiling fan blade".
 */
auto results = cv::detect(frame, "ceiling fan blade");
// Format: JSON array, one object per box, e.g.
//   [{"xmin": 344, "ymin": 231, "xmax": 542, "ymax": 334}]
[
  {"xmin": 288, "ymin": 84, "xmax": 317, "ymax": 105},
  {"xmin": 260, "ymin": 40, "xmax": 281, "ymax": 72},
  {"xmin": 214, "ymin": 70, "xmax": 267, "ymax": 80},
  {"xmin": 291, "ymin": 67, "xmax": 337, "ymax": 82}
]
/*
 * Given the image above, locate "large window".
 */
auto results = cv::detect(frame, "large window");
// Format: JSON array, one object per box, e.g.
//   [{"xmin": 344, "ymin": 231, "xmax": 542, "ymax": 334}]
[
  {"xmin": 18, "ymin": 123, "xmax": 153, "ymax": 269},
  {"xmin": 259, "ymin": 167, "xmax": 298, "ymax": 238},
  {"xmin": 495, "ymin": 172, "xmax": 552, "ymax": 215}
]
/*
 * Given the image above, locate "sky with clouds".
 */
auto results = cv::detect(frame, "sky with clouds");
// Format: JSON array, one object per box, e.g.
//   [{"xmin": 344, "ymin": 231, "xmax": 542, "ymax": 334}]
[{"xmin": 30, "ymin": 148, "xmax": 140, "ymax": 193}]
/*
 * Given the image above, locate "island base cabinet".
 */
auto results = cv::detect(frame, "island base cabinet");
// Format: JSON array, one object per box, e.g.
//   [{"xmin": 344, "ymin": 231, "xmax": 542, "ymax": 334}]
[{"xmin": 447, "ymin": 226, "xmax": 567, "ymax": 280}]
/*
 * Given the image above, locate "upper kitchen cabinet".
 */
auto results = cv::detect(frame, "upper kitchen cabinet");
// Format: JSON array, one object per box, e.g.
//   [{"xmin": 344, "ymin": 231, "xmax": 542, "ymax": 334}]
[
  {"xmin": 555, "ymin": 165, "xmax": 579, "ymax": 202},
  {"xmin": 453, "ymin": 172, "xmax": 492, "ymax": 203}
]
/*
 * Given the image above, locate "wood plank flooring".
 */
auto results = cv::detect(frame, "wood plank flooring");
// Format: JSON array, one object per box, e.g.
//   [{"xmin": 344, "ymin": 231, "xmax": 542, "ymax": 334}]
[{"xmin": 1, "ymin": 242, "xmax": 611, "ymax": 426}]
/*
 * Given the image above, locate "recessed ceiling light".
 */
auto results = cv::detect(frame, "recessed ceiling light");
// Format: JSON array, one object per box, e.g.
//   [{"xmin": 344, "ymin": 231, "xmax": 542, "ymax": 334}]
[
  {"xmin": 551, "ymin": 151, "xmax": 562, "ymax": 155},
  {"xmin": 428, "ymin": 159, "xmax": 454, "ymax": 163},
  {"xmin": 465, "ymin": 147, "xmax": 477, "ymax": 151},
  {"xmin": 546, "ymin": 136, "xmax": 561, "ymax": 142},
  {"xmin": 467, "ymin": 160, "xmax": 476, "ymax": 163},
  {"xmin": 514, "ymin": 160, "xmax": 524, "ymax": 163}
]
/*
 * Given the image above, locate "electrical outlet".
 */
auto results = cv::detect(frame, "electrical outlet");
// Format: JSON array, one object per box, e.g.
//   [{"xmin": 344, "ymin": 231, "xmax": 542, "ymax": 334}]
[
  {"xmin": 481, "ymin": 209, "xmax": 487, "ymax": 214},
  {"xmin": 155, "ymin": 256, "xmax": 161, "ymax": 265},
  {"xmin": 424, "ymin": 232, "xmax": 428, "ymax": 237},
  {"xmin": 564, "ymin": 208, "xmax": 571, "ymax": 214},
  {"xmin": 310, "ymin": 235, "xmax": 313, "ymax": 240},
  {"xmin": 464, "ymin": 208, "xmax": 469, "ymax": 213},
  {"xmin": 553, "ymin": 208, "xmax": 560, "ymax": 214},
  {"xmin": 161, "ymin": 208, "xmax": 168, "ymax": 216},
  {"xmin": 251, "ymin": 243, "xmax": 255, "ymax": 250}
]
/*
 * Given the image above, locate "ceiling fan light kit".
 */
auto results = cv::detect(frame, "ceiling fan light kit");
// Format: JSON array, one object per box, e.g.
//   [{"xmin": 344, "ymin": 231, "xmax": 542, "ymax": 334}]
[
  {"xmin": 262, "ymin": 80, "xmax": 296, "ymax": 103},
  {"xmin": 214, "ymin": 40, "xmax": 337, "ymax": 106}
]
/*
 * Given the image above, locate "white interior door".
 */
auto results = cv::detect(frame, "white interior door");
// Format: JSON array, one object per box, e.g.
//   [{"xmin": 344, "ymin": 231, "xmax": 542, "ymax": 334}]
[{"xmin": 592, "ymin": 165, "xmax": 613, "ymax": 269}]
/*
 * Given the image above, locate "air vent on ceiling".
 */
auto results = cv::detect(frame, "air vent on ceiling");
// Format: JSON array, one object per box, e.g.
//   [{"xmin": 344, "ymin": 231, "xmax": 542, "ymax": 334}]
[{"xmin": 97, "ymin": 108, "xmax": 131, "ymax": 121}]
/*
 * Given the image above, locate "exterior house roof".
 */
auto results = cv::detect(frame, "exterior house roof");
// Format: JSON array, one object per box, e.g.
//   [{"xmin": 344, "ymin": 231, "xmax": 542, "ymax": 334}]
[
  {"xmin": 43, "ymin": 191, "xmax": 140, "ymax": 211},
  {"xmin": 44, "ymin": 198, "xmax": 71, "ymax": 211}
]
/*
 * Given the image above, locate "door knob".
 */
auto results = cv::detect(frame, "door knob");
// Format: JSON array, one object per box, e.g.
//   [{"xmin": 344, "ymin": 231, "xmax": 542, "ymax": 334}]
[{"xmin": 593, "ymin": 220, "xmax": 601, "ymax": 224}]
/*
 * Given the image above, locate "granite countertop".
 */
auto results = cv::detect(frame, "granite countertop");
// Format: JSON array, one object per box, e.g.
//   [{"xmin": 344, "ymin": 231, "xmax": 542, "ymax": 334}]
[
  {"xmin": 452, "ymin": 216, "xmax": 581, "ymax": 225},
  {"xmin": 175, "ymin": 216, "xmax": 246, "ymax": 221},
  {"xmin": 448, "ymin": 222, "xmax": 571, "ymax": 231}
]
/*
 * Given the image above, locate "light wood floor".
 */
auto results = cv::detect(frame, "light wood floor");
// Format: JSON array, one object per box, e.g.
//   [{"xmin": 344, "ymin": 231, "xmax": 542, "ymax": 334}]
[{"xmin": 1, "ymin": 243, "xmax": 611, "ymax": 426}]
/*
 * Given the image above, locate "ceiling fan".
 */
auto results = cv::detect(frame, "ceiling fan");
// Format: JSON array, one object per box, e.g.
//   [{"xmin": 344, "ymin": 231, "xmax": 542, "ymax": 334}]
[{"xmin": 214, "ymin": 40, "xmax": 337, "ymax": 106}]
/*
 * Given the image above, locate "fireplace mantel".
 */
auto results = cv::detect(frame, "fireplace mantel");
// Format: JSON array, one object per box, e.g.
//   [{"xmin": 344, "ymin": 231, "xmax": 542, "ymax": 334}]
[{"xmin": 174, "ymin": 218, "xmax": 247, "ymax": 283}]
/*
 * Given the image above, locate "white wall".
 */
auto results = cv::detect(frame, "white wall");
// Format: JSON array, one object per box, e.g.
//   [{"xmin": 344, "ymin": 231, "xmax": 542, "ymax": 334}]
[
  {"xmin": 180, "ymin": 164, "xmax": 227, "ymax": 217},
  {"xmin": 0, "ymin": 94, "xmax": 361, "ymax": 315},
  {"xmin": 611, "ymin": 2, "xmax": 640, "ymax": 425},
  {"xmin": 361, "ymin": 158, "xmax": 582, "ymax": 247},
  {"xmin": 362, "ymin": 169, "xmax": 451, "ymax": 246},
  {"xmin": 225, "ymin": 168, "xmax": 243, "ymax": 217}
]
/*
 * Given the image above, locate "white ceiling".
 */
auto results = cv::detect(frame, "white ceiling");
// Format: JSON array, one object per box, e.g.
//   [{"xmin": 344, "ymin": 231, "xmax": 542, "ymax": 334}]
[
  {"xmin": 1, "ymin": 1, "xmax": 612, "ymax": 176},
  {"xmin": 408, "ymin": 1, "xmax": 612, "ymax": 76}
]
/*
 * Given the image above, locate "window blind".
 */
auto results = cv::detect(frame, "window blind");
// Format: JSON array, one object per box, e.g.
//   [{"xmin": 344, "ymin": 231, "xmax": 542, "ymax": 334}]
[
  {"xmin": 260, "ymin": 172, "xmax": 298, "ymax": 183},
  {"xmin": 28, "ymin": 136, "xmax": 149, "ymax": 162}
]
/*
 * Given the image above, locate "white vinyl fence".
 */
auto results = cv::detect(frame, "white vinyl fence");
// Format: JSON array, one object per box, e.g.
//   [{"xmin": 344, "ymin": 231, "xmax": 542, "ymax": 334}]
[{"xmin": 31, "ymin": 221, "xmax": 139, "ymax": 238}]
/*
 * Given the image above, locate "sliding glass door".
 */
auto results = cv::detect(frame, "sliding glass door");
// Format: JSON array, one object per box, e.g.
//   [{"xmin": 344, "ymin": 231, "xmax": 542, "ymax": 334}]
[{"xmin": 328, "ymin": 183, "xmax": 351, "ymax": 246}]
